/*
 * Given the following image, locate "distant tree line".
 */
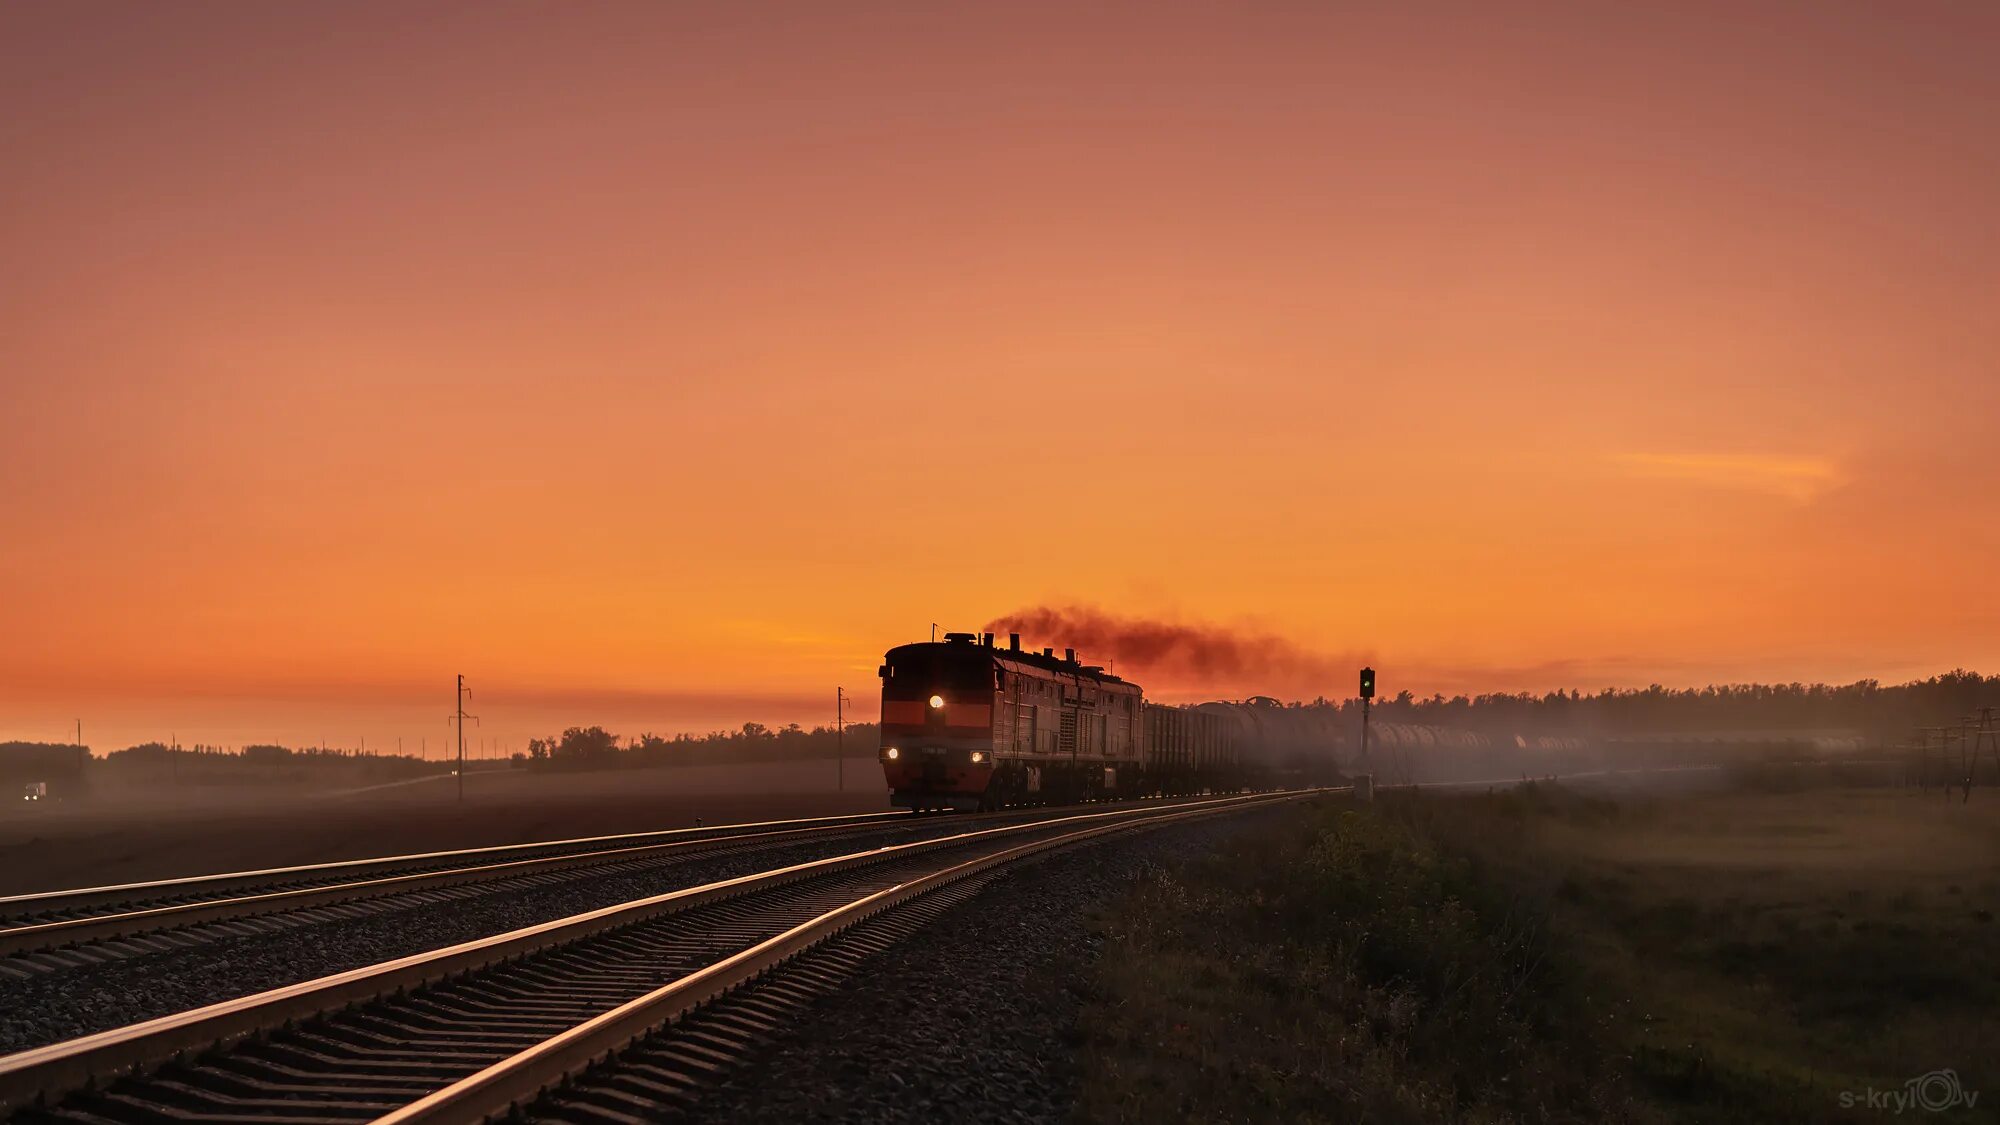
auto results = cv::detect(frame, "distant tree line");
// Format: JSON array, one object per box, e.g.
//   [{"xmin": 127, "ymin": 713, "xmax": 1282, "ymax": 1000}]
[
  {"xmin": 103, "ymin": 742, "xmax": 430, "ymax": 765},
  {"xmin": 526, "ymin": 722, "xmax": 876, "ymax": 771},
  {"xmin": 1303, "ymin": 669, "xmax": 1999, "ymax": 742},
  {"xmin": 0, "ymin": 741, "xmax": 90, "ymax": 791},
  {"xmin": 0, "ymin": 739, "xmax": 439, "ymax": 799}
]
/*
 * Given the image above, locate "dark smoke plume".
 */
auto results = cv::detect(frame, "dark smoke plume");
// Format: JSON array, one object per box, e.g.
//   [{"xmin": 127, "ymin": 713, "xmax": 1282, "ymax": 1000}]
[{"xmin": 983, "ymin": 605, "xmax": 1370, "ymax": 698}]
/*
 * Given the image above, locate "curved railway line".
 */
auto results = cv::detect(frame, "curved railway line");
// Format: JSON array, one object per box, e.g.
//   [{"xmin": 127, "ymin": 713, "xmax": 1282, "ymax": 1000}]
[
  {"xmin": 0, "ymin": 800, "xmax": 1238, "ymax": 976},
  {"xmin": 0, "ymin": 789, "xmax": 1327, "ymax": 1123},
  {"xmin": 0, "ymin": 810, "xmax": 921, "ymax": 960}
]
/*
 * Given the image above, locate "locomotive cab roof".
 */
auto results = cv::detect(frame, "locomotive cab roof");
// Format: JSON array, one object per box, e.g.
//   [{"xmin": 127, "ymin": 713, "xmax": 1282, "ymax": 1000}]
[{"xmin": 880, "ymin": 636, "xmax": 1136, "ymax": 687}]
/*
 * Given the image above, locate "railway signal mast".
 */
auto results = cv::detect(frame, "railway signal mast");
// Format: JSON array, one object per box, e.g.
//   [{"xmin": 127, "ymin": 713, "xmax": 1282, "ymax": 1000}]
[{"xmin": 1359, "ymin": 666, "xmax": 1376, "ymax": 766}]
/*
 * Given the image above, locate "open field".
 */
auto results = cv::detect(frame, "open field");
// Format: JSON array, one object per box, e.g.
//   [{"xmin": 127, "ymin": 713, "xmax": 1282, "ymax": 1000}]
[
  {"xmin": 0, "ymin": 757, "xmax": 890, "ymax": 896},
  {"xmin": 1542, "ymin": 783, "xmax": 1998, "ymax": 1122},
  {"xmin": 1077, "ymin": 775, "xmax": 1998, "ymax": 1123}
]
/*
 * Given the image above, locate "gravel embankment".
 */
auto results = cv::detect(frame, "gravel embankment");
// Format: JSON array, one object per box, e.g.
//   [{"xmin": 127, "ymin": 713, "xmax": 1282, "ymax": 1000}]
[
  {"xmin": 0, "ymin": 816, "xmax": 1030, "ymax": 1054},
  {"xmin": 690, "ymin": 804, "xmax": 1296, "ymax": 1123}
]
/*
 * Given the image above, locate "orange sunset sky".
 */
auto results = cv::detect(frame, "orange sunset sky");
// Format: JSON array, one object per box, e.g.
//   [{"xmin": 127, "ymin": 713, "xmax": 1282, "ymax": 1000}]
[{"xmin": 3, "ymin": 2, "xmax": 1997, "ymax": 754}]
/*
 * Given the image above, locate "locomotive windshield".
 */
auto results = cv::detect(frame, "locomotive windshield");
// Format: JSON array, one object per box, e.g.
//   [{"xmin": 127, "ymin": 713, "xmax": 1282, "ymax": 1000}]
[{"xmin": 881, "ymin": 648, "xmax": 995, "ymax": 698}]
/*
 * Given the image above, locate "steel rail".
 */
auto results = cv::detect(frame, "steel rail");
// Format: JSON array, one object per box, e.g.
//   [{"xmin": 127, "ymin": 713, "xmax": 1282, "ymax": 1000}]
[
  {"xmin": 0, "ymin": 790, "xmax": 1310, "ymax": 1117},
  {"xmin": 0, "ymin": 808, "xmax": 917, "ymax": 919},
  {"xmin": 384, "ymin": 789, "xmax": 1330, "ymax": 1123},
  {"xmin": 0, "ymin": 814, "xmax": 943, "ymax": 960},
  {"xmin": 0, "ymin": 795, "xmax": 1262, "ymax": 961}
]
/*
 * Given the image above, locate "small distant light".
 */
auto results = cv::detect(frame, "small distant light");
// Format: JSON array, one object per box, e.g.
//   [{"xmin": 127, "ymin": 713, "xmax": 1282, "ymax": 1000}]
[
  {"xmin": 970, "ymin": 751, "xmax": 986, "ymax": 764},
  {"xmin": 885, "ymin": 747, "xmax": 900, "ymax": 760},
  {"xmin": 929, "ymin": 694, "xmax": 945, "ymax": 709}
]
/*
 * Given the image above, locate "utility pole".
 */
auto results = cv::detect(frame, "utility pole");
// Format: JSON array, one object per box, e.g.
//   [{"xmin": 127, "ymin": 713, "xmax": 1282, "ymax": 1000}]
[
  {"xmin": 75, "ymin": 720, "xmax": 81, "ymax": 747},
  {"xmin": 1957, "ymin": 718, "xmax": 1971, "ymax": 803},
  {"xmin": 1973, "ymin": 707, "xmax": 2000, "ymax": 792},
  {"xmin": 450, "ymin": 675, "xmax": 479, "ymax": 804},
  {"xmin": 836, "ymin": 687, "xmax": 848, "ymax": 792},
  {"xmin": 1922, "ymin": 726, "xmax": 1954, "ymax": 798},
  {"xmin": 1956, "ymin": 716, "xmax": 1979, "ymax": 803}
]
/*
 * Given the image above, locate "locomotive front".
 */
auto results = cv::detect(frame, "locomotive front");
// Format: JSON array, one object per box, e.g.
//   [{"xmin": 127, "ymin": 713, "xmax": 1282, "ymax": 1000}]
[{"xmin": 877, "ymin": 635, "xmax": 1001, "ymax": 811}]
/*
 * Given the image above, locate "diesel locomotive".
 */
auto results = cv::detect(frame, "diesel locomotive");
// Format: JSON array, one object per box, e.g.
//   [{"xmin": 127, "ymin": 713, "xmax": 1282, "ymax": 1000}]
[{"xmin": 877, "ymin": 631, "xmax": 1260, "ymax": 811}]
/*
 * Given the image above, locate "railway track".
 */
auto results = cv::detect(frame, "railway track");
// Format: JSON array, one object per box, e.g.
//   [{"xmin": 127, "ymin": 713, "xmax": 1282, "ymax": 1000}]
[
  {"xmin": 0, "ymin": 800, "xmax": 1205, "ymax": 978},
  {"xmin": 0, "ymin": 789, "xmax": 1326, "ymax": 1123},
  {"xmin": 0, "ymin": 810, "xmax": 924, "ymax": 964}
]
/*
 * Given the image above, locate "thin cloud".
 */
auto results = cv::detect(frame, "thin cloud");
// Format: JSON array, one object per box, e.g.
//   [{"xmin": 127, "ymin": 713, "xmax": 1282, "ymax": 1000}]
[{"xmin": 1612, "ymin": 451, "xmax": 1844, "ymax": 502}]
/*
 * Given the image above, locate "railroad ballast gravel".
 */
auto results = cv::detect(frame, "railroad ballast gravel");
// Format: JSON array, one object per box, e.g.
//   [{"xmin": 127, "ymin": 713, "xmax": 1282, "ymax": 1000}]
[
  {"xmin": 685, "ymin": 806, "xmax": 1292, "ymax": 1124},
  {"xmin": 0, "ymin": 813, "xmax": 1054, "ymax": 1054}
]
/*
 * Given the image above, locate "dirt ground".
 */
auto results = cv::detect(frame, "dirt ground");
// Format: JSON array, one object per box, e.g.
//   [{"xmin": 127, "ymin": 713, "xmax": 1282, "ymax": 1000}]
[{"xmin": 0, "ymin": 757, "xmax": 891, "ymax": 896}]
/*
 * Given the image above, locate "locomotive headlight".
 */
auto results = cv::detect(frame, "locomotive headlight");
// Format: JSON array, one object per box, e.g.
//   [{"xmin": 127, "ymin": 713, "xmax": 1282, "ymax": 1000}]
[
  {"xmin": 970, "ymin": 751, "xmax": 986, "ymax": 764},
  {"xmin": 885, "ymin": 747, "xmax": 899, "ymax": 760},
  {"xmin": 929, "ymin": 694, "xmax": 945, "ymax": 710}
]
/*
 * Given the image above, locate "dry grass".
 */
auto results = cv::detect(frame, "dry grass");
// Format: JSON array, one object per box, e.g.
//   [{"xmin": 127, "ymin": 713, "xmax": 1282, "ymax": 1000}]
[
  {"xmin": 1074, "ymin": 792, "xmax": 1638, "ymax": 1123},
  {"xmin": 1536, "ymin": 785, "xmax": 1999, "ymax": 1121},
  {"xmin": 1075, "ymin": 778, "xmax": 2000, "ymax": 1123}
]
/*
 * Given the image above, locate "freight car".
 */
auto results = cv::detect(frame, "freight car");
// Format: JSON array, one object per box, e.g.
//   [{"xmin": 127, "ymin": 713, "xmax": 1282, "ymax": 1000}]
[{"xmin": 878, "ymin": 632, "xmax": 1291, "ymax": 811}]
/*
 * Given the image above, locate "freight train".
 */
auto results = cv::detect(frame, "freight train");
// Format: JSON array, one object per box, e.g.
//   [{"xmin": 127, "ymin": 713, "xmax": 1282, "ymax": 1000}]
[{"xmin": 877, "ymin": 631, "xmax": 1346, "ymax": 811}]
